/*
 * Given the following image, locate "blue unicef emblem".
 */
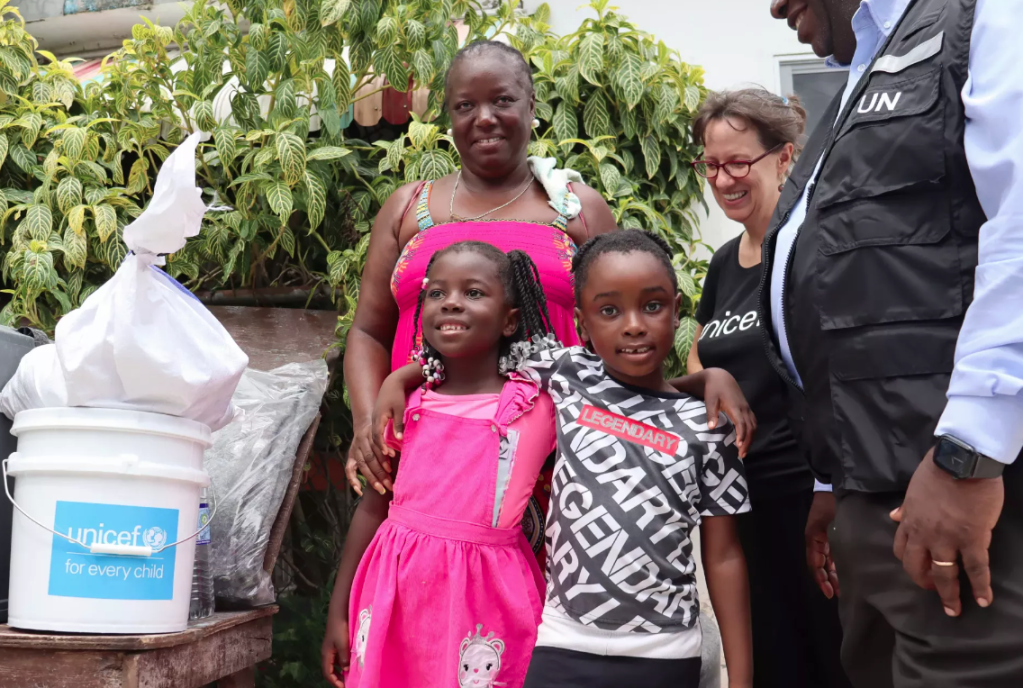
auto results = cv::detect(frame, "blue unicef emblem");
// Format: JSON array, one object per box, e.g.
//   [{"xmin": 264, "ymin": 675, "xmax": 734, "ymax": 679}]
[{"xmin": 142, "ymin": 526, "xmax": 168, "ymax": 549}]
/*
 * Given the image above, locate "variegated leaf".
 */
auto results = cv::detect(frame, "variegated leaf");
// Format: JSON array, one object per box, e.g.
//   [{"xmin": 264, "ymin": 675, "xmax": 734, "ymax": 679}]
[
  {"xmin": 62, "ymin": 127, "xmax": 87, "ymax": 163},
  {"xmin": 374, "ymin": 46, "xmax": 408, "ymax": 92},
  {"xmin": 246, "ymin": 47, "xmax": 270, "ymax": 88},
  {"xmin": 614, "ymin": 52, "xmax": 643, "ymax": 109},
  {"xmin": 93, "ymin": 204, "xmax": 117, "ymax": 242},
  {"xmin": 23, "ymin": 205, "xmax": 52, "ymax": 242},
  {"xmin": 276, "ymin": 131, "xmax": 307, "ymax": 185},
  {"xmin": 193, "ymin": 100, "xmax": 216, "ymax": 133},
  {"xmin": 303, "ymin": 168, "xmax": 327, "ymax": 231},
  {"xmin": 268, "ymin": 33, "xmax": 289, "ymax": 73},
  {"xmin": 127, "ymin": 158, "xmax": 149, "ymax": 195},
  {"xmin": 215, "ymin": 127, "xmax": 238, "ymax": 167},
  {"xmin": 583, "ymin": 91, "xmax": 612, "ymax": 138},
  {"xmin": 553, "ymin": 102, "xmax": 578, "ymax": 149},
  {"xmin": 320, "ymin": 0, "xmax": 350, "ymax": 26},
  {"xmin": 56, "ymin": 176, "xmax": 82, "ymax": 215},
  {"xmin": 641, "ymin": 134, "xmax": 662, "ymax": 179},
  {"xmin": 67, "ymin": 204, "xmax": 87, "ymax": 235},
  {"xmin": 63, "ymin": 223, "xmax": 87, "ymax": 269},
  {"xmin": 417, "ymin": 149, "xmax": 455, "ymax": 180},
  {"xmin": 598, "ymin": 163, "xmax": 621, "ymax": 195},
  {"xmin": 266, "ymin": 180, "xmax": 293, "ymax": 224},
  {"xmin": 674, "ymin": 316, "xmax": 699, "ymax": 361},
  {"xmin": 577, "ymin": 33, "xmax": 604, "ymax": 85},
  {"xmin": 676, "ymin": 267, "xmax": 698, "ymax": 298},
  {"xmin": 23, "ymin": 249, "xmax": 57, "ymax": 291},
  {"xmin": 307, "ymin": 146, "xmax": 352, "ymax": 161}
]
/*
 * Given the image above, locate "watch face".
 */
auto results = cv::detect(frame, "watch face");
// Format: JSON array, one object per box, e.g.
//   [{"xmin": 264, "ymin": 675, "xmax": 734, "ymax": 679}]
[{"xmin": 935, "ymin": 438, "xmax": 975, "ymax": 478}]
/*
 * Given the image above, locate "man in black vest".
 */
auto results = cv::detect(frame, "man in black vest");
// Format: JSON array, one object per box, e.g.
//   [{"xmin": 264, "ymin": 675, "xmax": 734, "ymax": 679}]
[{"xmin": 761, "ymin": 0, "xmax": 1023, "ymax": 686}]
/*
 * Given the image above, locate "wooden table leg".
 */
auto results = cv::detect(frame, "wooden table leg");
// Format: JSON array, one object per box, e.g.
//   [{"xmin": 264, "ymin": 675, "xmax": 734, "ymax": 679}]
[{"xmin": 218, "ymin": 665, "xmax": 255, "ymax": 688}]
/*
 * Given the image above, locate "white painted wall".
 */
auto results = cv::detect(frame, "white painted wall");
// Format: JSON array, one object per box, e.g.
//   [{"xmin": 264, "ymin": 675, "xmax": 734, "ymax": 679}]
[{"xmin": 528, "ymin": 0, "xmax": 813, "ymax": 250}]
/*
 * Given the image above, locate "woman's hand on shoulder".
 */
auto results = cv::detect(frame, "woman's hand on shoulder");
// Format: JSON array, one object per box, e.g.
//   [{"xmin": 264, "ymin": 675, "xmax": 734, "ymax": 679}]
[
  {"xmin": 372, "ymin": 368, "xmax": 416, "ymax": 457},
  {"xmin": 348, "ymin": 364, "xmax": 421, "ymax": 495},
  {"xmin": 671, "ymin": 368, "xmax": 757, "ymax": 458},
  {"xmin": 571, "ymin": 182, "xmax": 618, "ymax": 239}
]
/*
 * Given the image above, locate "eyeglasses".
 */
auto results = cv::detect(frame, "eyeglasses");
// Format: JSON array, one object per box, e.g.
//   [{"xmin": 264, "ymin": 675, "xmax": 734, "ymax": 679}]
[{"xmin": 691, "ymin": 144, "xmax": 784, "ymax": 180}]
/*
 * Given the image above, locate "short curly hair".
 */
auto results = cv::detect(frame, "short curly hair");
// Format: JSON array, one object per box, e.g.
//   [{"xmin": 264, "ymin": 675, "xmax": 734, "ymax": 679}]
[{"xmin": 571, "ymin": 230, "xmax": 677, "ymax": 305}]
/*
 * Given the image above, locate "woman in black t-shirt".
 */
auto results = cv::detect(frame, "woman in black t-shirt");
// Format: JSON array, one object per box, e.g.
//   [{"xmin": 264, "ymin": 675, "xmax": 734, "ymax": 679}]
[{"xmin": 689, "ymin": 89, "xmax": 850, "ymax": 688}]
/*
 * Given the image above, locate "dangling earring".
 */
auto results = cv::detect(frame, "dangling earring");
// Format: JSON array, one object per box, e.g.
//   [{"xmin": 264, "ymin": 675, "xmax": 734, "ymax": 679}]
[
  {"xmin": 447, "ymin": 128, "xmax": 453, "ymax": 136},
  {"xmin": 778, "ymin": 182, "xmax": 785, "ymax": 192},
  {"xmin": 531, "ymin": 118, "xmax": 540, "ymax": 129}
]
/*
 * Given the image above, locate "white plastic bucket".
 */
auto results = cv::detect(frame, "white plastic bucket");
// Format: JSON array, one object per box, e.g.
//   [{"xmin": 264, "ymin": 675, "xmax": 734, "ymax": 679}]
[{"xmin": 5, "ymin": 407, "xmax": 212, "ymax": 634}]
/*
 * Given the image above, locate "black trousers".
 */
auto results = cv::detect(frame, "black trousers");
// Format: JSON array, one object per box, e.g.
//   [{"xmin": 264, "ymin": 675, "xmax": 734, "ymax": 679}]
[
  {"xmin": 832, "ymin": 462, "xmax": 1023, "ymax": 688},
  {"xmin": 736, "ymin": 489, "xmax": 851, "ymax": 688},
  {"xmin": 523, "ymin": 646, "xmax": 701, "ymax": 688}
]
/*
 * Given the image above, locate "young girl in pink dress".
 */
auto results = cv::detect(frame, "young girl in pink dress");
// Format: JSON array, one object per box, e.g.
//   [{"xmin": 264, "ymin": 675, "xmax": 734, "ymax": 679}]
[{"xmin": 322, "ymin": 241, "xmax": 561, "ymax": 688}]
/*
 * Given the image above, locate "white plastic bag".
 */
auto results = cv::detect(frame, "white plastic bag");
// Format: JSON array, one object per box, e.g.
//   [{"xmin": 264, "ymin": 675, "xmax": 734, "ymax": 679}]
[
  {"xmin": 0, "ymin": 344, "xmax": 67, "ymax": 418},
  {"xmin": 54, "ymin": 132, "xmax": 248, "ymax": 430}
]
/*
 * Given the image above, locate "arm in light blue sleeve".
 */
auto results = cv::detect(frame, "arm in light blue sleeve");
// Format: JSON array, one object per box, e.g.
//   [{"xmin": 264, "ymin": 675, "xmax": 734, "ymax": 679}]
[{"xmin": 934, "ymin": 0, "xmax": 1023, "ymax": 464}]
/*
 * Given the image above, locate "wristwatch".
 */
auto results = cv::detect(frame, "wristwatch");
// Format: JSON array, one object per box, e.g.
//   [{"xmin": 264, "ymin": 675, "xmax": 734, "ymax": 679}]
[{"xmin": 933, "ymin": 435, "xmax": 1005, "ymax": 480}]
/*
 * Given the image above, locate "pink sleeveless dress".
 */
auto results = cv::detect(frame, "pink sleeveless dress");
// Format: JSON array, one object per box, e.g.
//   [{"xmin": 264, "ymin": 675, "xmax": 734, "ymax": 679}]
[
  {"xmin": 345, "ymin": 378, "xmax": 557, "ymax": 688},
  {"xmin": 388, "ymin": 180, "xmax": 584, "ymax": 560}
]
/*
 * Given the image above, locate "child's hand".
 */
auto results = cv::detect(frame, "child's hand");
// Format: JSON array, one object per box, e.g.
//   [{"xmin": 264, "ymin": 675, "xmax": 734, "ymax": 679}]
[
  {"xmin": 359, "ymin": 374, "xmax": 409, "ymax": 494},
  {"xmin": 702, "ymin": 368, "xmax": 757, "ymax": 459},
  {"xmin": 321, "ymin": 615, "xmax": 350, "ymax": 688}
]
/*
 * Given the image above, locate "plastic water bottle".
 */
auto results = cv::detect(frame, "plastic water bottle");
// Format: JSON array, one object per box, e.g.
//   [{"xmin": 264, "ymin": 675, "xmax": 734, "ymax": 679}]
[{"xmin": 188, "ymin": 488, "xmax": 214, "ymax": 620}]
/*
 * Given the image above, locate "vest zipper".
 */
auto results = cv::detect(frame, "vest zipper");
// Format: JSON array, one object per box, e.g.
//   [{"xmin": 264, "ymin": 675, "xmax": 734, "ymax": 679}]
[{"xmin": 757, "ymin": 185, "xmax": 812, "ymax": 395}]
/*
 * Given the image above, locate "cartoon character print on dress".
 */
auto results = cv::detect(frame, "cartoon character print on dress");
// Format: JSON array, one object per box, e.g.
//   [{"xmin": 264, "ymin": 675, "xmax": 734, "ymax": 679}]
[
  {"xmin": 457, "ymin": 624, "xmax": 506, "ymax": 688},
  {"xmin": 354, "ymin": 606, "xmax": 372, "ymax": 668}
]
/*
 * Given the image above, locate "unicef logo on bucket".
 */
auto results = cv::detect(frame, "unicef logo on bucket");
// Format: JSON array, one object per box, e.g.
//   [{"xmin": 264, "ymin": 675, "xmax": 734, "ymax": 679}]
[
  {"xmin": 143, "ymin": 526, "xmax": 168, "ymax": 549},
  {"xmin": 48, "ymin": 501, "xmax": 179, "ymax": 601}
]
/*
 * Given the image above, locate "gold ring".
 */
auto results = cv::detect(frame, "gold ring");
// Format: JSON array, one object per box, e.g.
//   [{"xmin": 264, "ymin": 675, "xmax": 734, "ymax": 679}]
[{"xmin": 932, "ymin": 559, "xmax": 956, "ymax": 567}]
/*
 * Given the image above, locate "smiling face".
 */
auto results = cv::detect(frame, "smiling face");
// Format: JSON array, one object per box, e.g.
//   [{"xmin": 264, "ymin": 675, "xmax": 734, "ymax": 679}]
[
  {"xmin": 575, "ymin": 251, "xmax": 681, "ymax": 390},
  {"xmin": 771, "ymin": 0, "xmax": 860, "ymax": 62},
  {"xmin": 445, "ymin": 51, "xmax": 535, "ymax": 180},
  {"xmin": 421, "ymin": 250, "xmax": 519, "ymax": 361},
  {"xmin": 458, "ymin": 643, "xmax": 501, "ymax": 687},
  {"xmin": 703, "ymin": 117, "xmax": 788, "ymax": 226}
]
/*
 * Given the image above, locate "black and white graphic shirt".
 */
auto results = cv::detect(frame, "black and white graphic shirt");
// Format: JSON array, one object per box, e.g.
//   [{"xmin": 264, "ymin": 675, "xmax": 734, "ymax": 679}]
[{"xmin": 522, "ymin": 346, "xmax": 750, "ymax": 634}]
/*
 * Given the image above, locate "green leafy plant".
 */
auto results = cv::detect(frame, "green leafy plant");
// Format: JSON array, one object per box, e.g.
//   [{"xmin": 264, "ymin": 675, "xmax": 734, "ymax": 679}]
[
  {"xmin": 515, "ymin": 0, "xmax": 709, "ymax": 373},
  {"xmin": 0, "ymin": 3, "xmax": 143, "ymax": 330}
]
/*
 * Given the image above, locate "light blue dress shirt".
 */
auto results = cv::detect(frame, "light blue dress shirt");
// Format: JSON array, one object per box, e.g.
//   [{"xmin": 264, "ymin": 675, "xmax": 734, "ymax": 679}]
[{"xmin": 769, "ymin": 0, "xmax": 1023, "ymax": 492}]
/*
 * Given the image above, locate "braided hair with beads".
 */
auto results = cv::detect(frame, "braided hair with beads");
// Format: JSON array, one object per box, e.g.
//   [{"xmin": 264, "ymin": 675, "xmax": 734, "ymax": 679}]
[{"xmin": 409, "ymin": 241, "xmax": 555, "ymax": 388}]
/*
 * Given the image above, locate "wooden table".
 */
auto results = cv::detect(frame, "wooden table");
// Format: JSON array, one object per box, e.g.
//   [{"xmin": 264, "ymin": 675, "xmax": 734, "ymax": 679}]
[{"xmin": 0, "ymin": 608, "xmax": 276, "ymax": 688}]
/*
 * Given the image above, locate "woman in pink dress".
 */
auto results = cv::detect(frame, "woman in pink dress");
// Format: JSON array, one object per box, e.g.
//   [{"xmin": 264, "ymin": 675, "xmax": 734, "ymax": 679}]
[
  {"xmin": 341, "ymin": 40, "xmax": 617, "ymax": 559},
  {"xmin": 323, "ymin": 242, "xmax": 561, "ymax": 688}
]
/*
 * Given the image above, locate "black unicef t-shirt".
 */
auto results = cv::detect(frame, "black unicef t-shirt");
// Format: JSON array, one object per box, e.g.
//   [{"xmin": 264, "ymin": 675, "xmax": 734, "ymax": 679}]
[{"xmin": 695, "ymin": 236, "xmax": 812, "ymax": 499}]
